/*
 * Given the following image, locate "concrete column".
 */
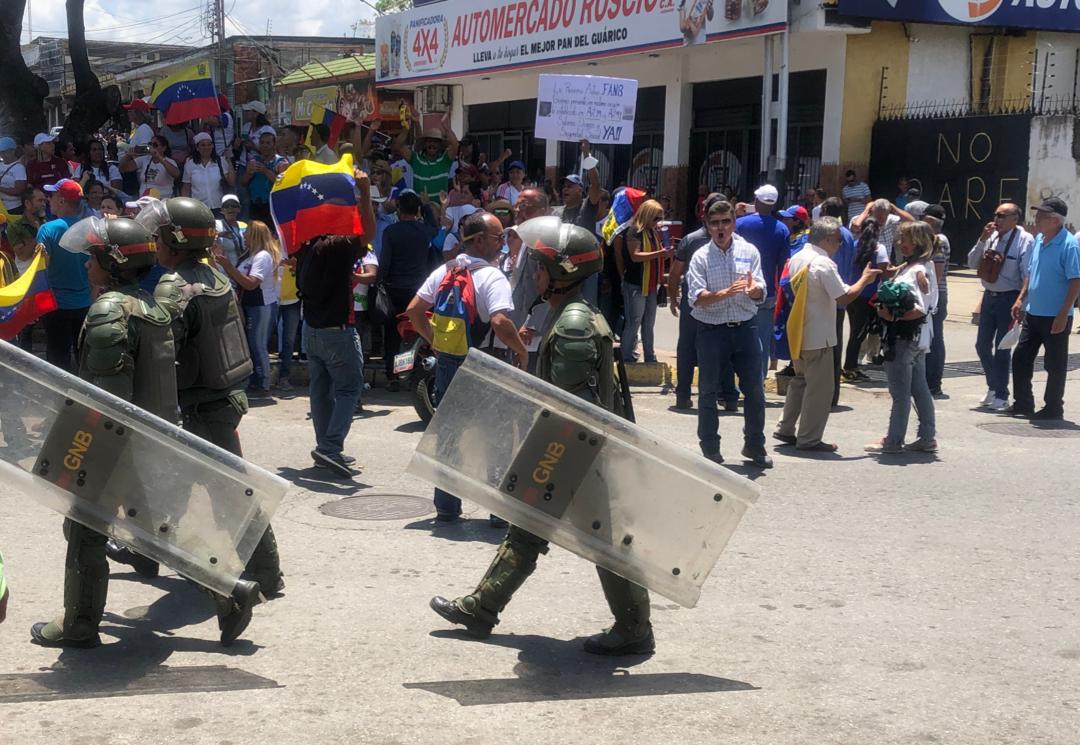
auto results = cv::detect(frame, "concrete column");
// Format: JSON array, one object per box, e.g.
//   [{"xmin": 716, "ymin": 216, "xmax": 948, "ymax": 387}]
[
  {"xmin": 663, "ymin": 52, "xmax": 693, "ymax": 222},
  {"xmin": 449, "ymin": 85, "xmax": 466, "ymax": 137},
  {"xmin": 818, "ymin": 33, "xmax": 848, "ymax": 193}
]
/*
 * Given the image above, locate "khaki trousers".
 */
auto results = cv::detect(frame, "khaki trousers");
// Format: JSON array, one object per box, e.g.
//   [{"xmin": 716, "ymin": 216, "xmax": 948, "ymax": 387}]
[{"xmin": 776, "ymin": 345, "xmax": 834, "ymax": 448}]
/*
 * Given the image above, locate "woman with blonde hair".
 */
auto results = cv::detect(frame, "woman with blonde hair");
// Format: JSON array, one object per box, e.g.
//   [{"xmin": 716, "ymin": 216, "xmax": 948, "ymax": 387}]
[
  {"xmin": 620, "ymin": 198, "xmax": 671, "ymax": 363},
  {"xmin": 867, "ymin": 220, "xmax": 939, "ymax": 454},
  {"xmin": 214, "ymin": 220, "xmax": 281, "ymax": 399}
]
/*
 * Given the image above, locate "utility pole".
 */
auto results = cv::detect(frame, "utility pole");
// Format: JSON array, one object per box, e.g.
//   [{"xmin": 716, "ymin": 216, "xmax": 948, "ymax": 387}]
[{"xmin": 208, "ymin": 0, "xmax": 227, "ymax": 104}]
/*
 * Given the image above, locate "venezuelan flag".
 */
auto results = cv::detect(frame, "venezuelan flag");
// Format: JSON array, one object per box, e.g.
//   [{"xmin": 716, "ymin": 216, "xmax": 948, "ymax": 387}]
[
  {"xmin": 0, "ymin": 249, "xmax": 57, "ymax": 341},
  {"xmin": 270, "ymin": 154, "xmax": 362, "ymax": 255},
  {"xmin": 773, "ymin": 260, "xmax": 809, "ymax": 362},
  {"xmin": 307, "ymin": 105, "xmax": 348, "ymax": 150},
  {"xmin": 601, "ymin": 187, "xmax": 646, "ymax": 246},
  {"xmin": 150, "ymin": 61, "xmax": 219, "ymax": 125}
]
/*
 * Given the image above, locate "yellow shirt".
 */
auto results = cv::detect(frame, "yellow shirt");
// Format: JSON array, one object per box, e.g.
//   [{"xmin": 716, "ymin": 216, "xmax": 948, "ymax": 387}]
[{"xmin": 279, "ymin": 262, "xmax": 298, "ymax": 304}]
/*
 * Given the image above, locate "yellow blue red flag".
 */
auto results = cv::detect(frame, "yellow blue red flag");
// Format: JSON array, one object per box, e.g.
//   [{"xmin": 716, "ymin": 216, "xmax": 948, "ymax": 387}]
[
  {"xmin": 774, "ymin": 261, "xmax": 809, "ymax": 361},
  {"xmin": 150, "ymin": 61, "xmax": 219, "ymax": 125},
  {"xmin": 307, "ymin": 105, "xmax": 348, "ymax": 150},
  {"xmin": 270, "ymin": 154, "xmax": 362, "ymax": 255},
  {"xmin": 0, "ymin": 249, "xmax": 56, "ymax": 341}
]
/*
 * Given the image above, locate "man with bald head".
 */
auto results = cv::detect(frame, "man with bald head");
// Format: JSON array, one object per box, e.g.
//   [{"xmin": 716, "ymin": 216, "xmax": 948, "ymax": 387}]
[
  {"xmin": 967, "ymin": 201, "xmax": 1034, "ymax": 410},
  {"xmin": 500, "ymin": 188, "xmax": 551, "ymax": 371}
]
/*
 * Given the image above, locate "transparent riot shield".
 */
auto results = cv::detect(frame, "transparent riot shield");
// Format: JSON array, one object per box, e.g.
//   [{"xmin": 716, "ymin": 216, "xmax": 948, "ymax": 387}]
[
  {"xmin": 409, "ymin": 350, "xmax": 760, "ymax": 608},
  {"xmin": 0, "ymin": 341, "xmax": 287, "ymax": 599}
]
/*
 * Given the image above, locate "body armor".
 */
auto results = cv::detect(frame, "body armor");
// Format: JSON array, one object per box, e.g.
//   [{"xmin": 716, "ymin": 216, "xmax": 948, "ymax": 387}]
[
  {"xmin": 536, "ymin": 299, "xmax": 616, "ymax": 410},
  {"xmin": 157, "ymin": 260, "xmax": 252, "ymax": 404}
]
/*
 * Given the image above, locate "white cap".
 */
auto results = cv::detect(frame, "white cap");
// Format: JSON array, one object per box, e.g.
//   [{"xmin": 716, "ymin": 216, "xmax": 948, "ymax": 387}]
[
  {"xmin": 221, "ymin": 193, "xmax": 241, "ymax": 207},
  {"xmin": 33, "ymin": 132, "xmax": 56, "ymax": 147},
  {"xmin": 192, "ymin": 131, "xmax": 213, "ymax": 145},
  {"xmin": 242, "ymin": 100, "xmax": 267, "ymax": 115},
  {"xmin": 753, "ymin": 184, "xmax": 778, "ymax": 205},
  {"xmin": 905, "ymin": 200, "xmax": 930, "ymax": 218},
  {"xmin": 369, "ymin": 185, "xmax": 386, "ymax": 203}
]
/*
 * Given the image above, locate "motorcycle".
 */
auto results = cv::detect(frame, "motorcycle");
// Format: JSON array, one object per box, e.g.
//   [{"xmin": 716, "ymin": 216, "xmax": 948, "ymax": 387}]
[{"xmin": 391, "ymin": 313, "xmax": 437, "ymax": 423}]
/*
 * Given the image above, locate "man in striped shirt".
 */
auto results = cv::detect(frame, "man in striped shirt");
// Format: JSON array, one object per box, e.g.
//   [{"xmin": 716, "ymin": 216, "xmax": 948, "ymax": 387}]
[
  {"xmin": 686, "ymin": 199, "xmax": 773, "ymax": 469},
  {"xmin": 396, "ymin": 113, "xmax": 460, "ymax": 197}
]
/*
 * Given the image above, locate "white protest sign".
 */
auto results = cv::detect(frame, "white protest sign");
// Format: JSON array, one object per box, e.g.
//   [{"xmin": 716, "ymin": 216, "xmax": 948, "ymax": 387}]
[{"xmin": 534, "ymin": 74, "xmax": 638, "ymax": 146}]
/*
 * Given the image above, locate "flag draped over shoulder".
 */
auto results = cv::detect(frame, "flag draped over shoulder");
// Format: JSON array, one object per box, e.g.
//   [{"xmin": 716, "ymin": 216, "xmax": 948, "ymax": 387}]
[
  {"xmin": 0, "ymin": 250, "xmax": 56, "ymax": 341},
  {"xmin": 773, "ymin": 260, "xmax": 809, "ymax": 362},
  {"xmin": 601, "ymin": 187, "xmax": 647, "ymax": 246},
  {"xmin": 307, "ymin": 105, "xmax": 348, "ymax": 150},
  {"xmin": 150, "ymin": 61, "xmax": 220, "ymax": 125},
  {"xmin": 270, "ymin": 154, "xmax": 362, "ymax": 255}
]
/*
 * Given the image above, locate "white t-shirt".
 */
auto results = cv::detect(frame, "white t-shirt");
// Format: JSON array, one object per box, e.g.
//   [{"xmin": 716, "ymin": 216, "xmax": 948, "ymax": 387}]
[
  {"xmin": 133, "ymin": 154, "xmax": 178, "ymax": 198},
  {"xmin": 183, "ymin": 158, "xmax": 230, "ymax": 209},
  {"xmin": 238, "ymin": 250, "xmax": 279, "ymax": 306},
  {"xmin": 352, "ymin": 252, "xmax": 380, "ymax": 311},
  {"xmin": 442, "ymin": 232, "xmax": 460, "ymax": 256},
  {"xmin": 417, "ymin": 253, "xmax": 514, "ymax": 323},
  {"xmin": 73, "ymin": 163, "xmax": 121, "ymax": 186},
  {"xmin": 496, "ymin": 182, "xmax": 522, "ymax": 205},
  {"xmin": 894, "ymin": 261, "xmax": 939, "ymax": 351},
  {"xmin": 788, "ymin": 244, "xmax": 848, "ymax": 351},
  {"xmin": 129, "ymin": 123, "xmax": 155, "ymax": 147},
  {"xmin": 0, "ymin": 160, "xmax": 27, "ymax": 210}
]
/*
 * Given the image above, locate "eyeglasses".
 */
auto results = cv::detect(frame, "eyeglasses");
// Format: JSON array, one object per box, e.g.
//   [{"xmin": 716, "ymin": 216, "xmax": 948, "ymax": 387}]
[
  {"xmin": 708, "ymin": 217, "xmax": 734, "ymax": 226},
  {"xmin": 993, "ymin": 212, "xmax": 1017, "ymax": 219}
]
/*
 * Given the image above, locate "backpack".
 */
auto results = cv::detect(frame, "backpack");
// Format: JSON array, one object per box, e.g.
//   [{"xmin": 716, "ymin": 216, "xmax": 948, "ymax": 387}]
[{"xmin": 430, "ymin": 265, "xmax": 489, "ymax": 358}]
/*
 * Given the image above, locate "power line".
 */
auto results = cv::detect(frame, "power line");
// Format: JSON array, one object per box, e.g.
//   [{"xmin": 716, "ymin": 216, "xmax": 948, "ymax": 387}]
[{"xmin": 30, "ymin": 5, "xmax": 203, "ymax": 36}]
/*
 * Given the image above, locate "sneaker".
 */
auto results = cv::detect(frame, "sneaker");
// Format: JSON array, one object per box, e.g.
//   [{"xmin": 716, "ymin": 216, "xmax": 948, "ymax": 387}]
[
  {"xmin": 986, "ymin": 397, "xmax": 1009, "ymax": 412},
  {"xmin": 865, "ymin": 438, "xmax": 903, "ymax": 454},
  {"xmin": 701, "ymin": 451, "xmax": 725, "ymax": 465},
  {"xmin": 1030, "ymin": 408, "xmax": 1064, "ymax": 422},
  {"xmin": 740, "ymin": 446, "xmax": 773, "ymax": 469},
  {"xmin": 310, "ymin": 450, "xmax": 355, "ymax": 478},
  {"xmin": 903, "ymin": 438, "xmax": 938, "ymax": 453},
  {"xmin": 1004, "ymin": 405, "xmax": 1034, "ymax": 418},
  {"xmin": 979, "ymin": 389, "xmax": 996, "ymax": 406},
  {"xmin": 275, "ymin": 378, "xmax": 293, "ymax": 392}
]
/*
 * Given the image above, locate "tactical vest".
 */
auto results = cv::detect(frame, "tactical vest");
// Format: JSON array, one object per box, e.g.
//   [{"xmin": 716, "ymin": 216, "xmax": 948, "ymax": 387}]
[
  {"xmin": 537, "ymin": 299, "xmax": 617, "ymax": 414},
  {"xmin": 78, "ymin": 288, "xmax": 179, "ymax": 423},
  {"xmin": 164, "ymin": 260, "xmax": 253, "ymax": 396}
]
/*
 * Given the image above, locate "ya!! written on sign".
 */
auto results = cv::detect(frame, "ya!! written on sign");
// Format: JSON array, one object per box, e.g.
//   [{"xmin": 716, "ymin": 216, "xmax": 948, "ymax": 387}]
[{"xmin": 534, "ymin": 74, "xmax": 638, "ymax": 145}]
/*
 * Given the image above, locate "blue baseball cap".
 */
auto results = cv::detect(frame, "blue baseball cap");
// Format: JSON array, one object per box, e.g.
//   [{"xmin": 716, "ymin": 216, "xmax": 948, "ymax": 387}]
[
  {"xmin": 508, "ymin": 160, "xmax": 525, "ymax": 171},
  {"xmin": 0, "ymin": 136, "xmax": 16, "ymax": 151},
  {"xmin": 562, "ymin": 174, "xmax": 584, "ymax": 187}
]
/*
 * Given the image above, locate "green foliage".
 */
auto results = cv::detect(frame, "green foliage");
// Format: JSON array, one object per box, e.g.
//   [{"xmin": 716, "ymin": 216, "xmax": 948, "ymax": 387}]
[{"xmin": 375, "ymin": 0, "xmax": 413, "ymax": 12}]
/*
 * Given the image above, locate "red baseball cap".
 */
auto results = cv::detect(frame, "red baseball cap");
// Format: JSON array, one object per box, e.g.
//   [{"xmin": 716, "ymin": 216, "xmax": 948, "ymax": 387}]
[
  {"xmin": 123, "ymin": 99, "xmax": 151, "ymax": 112},
  {"xmin": 217, "ymin": 94, "xmax": 230, "ymax": 111},
  {"xmin": 43, "ymin": 178, "xmax": 84, "ymax": 200}
]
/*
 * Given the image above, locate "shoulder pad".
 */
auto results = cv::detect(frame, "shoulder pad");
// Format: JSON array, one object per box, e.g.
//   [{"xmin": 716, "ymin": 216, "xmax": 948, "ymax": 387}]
[
  {"xmin": 176, "ymin": 261, "xmax": 232, "ymax": 297},
  {"xmin": 85, "ymin": 292, "xmax": 130, "ymax": 327},
  {"xmin": 553, "ymin": 302, "xmax": 600, "ymax": 339},
  {"xmin": 154, "ymin": 272, "xmax": 189, "ymax": 318},
  {"xmin": 134, "ymin": 289, "xmax": 174, "ymax": 327}
]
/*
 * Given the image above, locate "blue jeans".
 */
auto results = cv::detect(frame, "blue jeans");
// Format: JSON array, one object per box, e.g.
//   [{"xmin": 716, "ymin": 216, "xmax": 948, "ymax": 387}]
[
  {"xmin": 975, "ymin": 290, "xmax": 1018, "ymax": 399},
  {"xmin": 696, "ymin": 319, "xmax": 766, "ymax": 454},
  {"xmin": 621, "ymin": 285, "xmax": 658, "ymax": 362},
  {"xmin": 277, "ymin": 302, "xmax": 302, "ymax": 378},
  {"xmin": 883, "ymin": 339, "xmax": 936, "ymax": 446},
  {"xmin": 755, "ymin": 298, "xmax": 776, "ymax": 381},
  {"xmin": 925, "ymin": 291, "xmax": 948, "ymax": 391},
  {"xmin": 433, "ymin": 354, "xmax": 465, "ymax": 516},
  {"xmin": 244, "ymin": 303, "xmax": 276, "ymax": 390},
  {"xmin": 676, "ymin": 291, "xmax": 697, "ymax": 400},
  {"xmin": 306, "ymin": 324, "xmax": 364, "ymax": 457}
]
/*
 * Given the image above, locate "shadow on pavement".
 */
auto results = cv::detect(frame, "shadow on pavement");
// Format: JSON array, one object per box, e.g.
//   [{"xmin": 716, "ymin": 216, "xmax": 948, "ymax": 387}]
[
  {"xmin": 722, "ymin": 463, "xmax": 767, "ymax": 480},
  {"xmin": 403, "ymin": 517, "xmax": 506, "ymax": 544},
  {"xmin": 394, "ymin": 420, "xmax": 428, "ymax": 433},
  {"xmin": 775, "ymin": 447, "xmax": 869, "ymax": 462},
  {"xmin": 276, "ymin": 466, "xmax": 370, "ymax": 495},
  {"xmin": 406, "ymin": 631, "xmax": 757, "ymax": 705},
  {"xmin": 3, "ymin": 578, "xmax": 278, "ymax": 703},
  {"xmin": 867, "ymin": 451, "xmax": 940, "ymax": 466}
]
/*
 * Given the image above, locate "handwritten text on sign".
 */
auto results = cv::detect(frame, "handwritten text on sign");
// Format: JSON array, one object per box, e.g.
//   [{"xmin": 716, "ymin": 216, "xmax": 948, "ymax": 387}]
[{"xmin": 534, "ymin": 74, "xmax": 638, "ymax": 145}]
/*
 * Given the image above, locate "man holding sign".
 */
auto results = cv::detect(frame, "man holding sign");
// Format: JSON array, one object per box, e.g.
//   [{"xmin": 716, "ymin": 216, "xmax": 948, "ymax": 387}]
[
  {"xmin": 685, "ymin": 199, "xmax": 772, "ymax": 469},
  {"xmin": 553, "ymin": 141, "xmax": 603, "ymax": 238}
]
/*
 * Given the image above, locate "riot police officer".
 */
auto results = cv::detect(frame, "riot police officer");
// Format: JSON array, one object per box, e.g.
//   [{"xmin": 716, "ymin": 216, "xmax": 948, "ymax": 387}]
[
  {"xmin": 430, "ymin": 217, "xmax": 654, "ymax": 656},
  {"xmin": 29, "ymin": 217, "xmax": 199, "ymax": 646},
  {"xmin": 150, "ymin": 197, "xmax": 284, "ymax": 638}
]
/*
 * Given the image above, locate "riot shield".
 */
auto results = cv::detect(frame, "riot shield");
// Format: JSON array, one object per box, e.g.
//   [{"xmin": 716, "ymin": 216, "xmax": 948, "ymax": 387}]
[
  {"xmin": 0, "ymin": 341, "xmax": 287, "ymax": 599},
  {"xmin": 409, "ymin": 350, "xmax": 760, "ymax": 608}
]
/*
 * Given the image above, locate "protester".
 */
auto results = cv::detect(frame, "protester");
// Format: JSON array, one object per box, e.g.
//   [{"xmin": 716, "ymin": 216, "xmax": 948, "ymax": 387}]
[
  {"xmin": 866, "ymin": 221, "xmax": 939, "ymax": 454},
  {"xmin": 243, "ymin": 131, "xmax": 288, "ymax": 225},
  {"xmin": 182, "ymin": 132, "xmax": 235, "ymax": 213},
  {"xmin": 841, "ymin": 169, "xmax": 871, "ymax": 222},
  {"xmin": 621, "ymin": 199, "xmax": 669, "ymax": 364},
  {"xmin": 99, "ymin": 195, "xmax": 120, "ymax": 218},
  {"xmin": 810, "ymin": 187, "xmax": 827, "ymax": 220},
  {"xmin": 351, "ymin": 244, "xmax": 380, "ymax": 362},
  {"xmin": 378, "ymin": 189, "xmax": 437, "ymax": 385},
  {"xmin": 779, "ymin": 205, "xmax": 810, "ymax": 257},
  {"xmin": 0, "ymin": 137, "xmax": 27, "ymax": 215},
  {"xmin": 774, "ymin": 218, "xmax": 880, "ymax": 451},
  {"xmin": 921, "ymin": 204, "xmax": 950, "ymax": 397},
  {"xmin": 1009, "ymin": 198, "xmax": 1080, "ymax": 421},
  {"xmin": 841, "ymin": 217, "xmax": 891, "ymax": 381},
  {"xmin": 120, "ymin": 135, "xmax": 180, "ymax": 198},
  {"xmin": 406, "ymin": 210, "xmax": 528, "ymax": 521},
  {"xmin": 26, "ymin": 133, "xmax": 71, "ymax": 191},
  {"xmin": 820, "ymin": 197, "xmax": 858, "ymax": 407},
  {"xmin": 735, "ymin": 184, "xmax": 789, "ymax": 380},
  {"xmin": 852, "ymin": 198, "xmax": 913, "ymax": 263},
  {"xmin": 553, "ymin": 142, "xmax": 602, "ymax": 238},
  {"xmin": 214, "ymin": 194, "xmax": 247, "ymax": 266},
  {"xmin": 73, "ymin": 139, "xmax": 122, "ymax": 191},
  {"xmin": 686, "ymin": 199, "xmax": 772, "ymax": 468},
  {"xmin": 205, "ymin": 95, "xmax": 235, "ymax": 160},
  {"xmin": 498, "ymin": 188, "xmax": 551, "ymax": 370},
  {"xmin": 398, "ymin": 114, "xmax": 459, "ymax": 197},
  {"xmin": 497, "ymin": 160, "xmax": 527, "ymax": 205},
  {"xmin": 37, "ymin": 179, "xmax": 90, "ymax": 372},
  {"xmin": 123, "ymin": 99, "xmax": 155, "ymax": 147},
  {"xmin": 160, "ymin": 120, "xmax": 195, "ymax": 170}
]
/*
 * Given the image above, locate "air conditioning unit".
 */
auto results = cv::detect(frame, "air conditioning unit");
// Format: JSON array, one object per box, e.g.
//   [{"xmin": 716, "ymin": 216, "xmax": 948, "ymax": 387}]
[{"xmin": 420, "ymin": 85, "xmax": 451, "ymax": 114}]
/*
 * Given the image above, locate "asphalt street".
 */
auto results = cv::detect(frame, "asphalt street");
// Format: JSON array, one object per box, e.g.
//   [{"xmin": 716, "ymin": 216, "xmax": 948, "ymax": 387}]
[{"xmin": 1, "ymin": 287, "xmax": 1078, "ymax": 744}]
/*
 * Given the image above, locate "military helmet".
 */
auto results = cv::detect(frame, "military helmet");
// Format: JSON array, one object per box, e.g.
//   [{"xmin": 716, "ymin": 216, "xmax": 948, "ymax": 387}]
[
  {"xmin": 516, "ymin": 216, "xmax": 603, "ymax": 282},
  {"xmin": 157, "ymin": 197, "xmax": 217, "ymax": 252},
  {"xmin": 59, "ymin": 216, "xmax": 157, "ymax": 275}
]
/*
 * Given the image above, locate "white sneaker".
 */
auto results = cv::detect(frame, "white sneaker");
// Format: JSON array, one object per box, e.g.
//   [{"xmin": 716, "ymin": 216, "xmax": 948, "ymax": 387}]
[
  {"xmin": 987, "ymin": 397, "xmax": 1009, "ymax": 411},
  {"xmin": 979, "ymin": 389, "xmax": 995, "ymax": 406}
]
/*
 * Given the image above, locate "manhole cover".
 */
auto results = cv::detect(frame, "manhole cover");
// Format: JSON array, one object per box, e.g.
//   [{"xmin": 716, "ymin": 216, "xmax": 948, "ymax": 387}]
[
  {"xmin": 977, "ymin": 421, "xmax": 1080, "ymax": 438},
  {"xmin": 319, "ymin": 494, "xmax": 434, "ymax": 521}
]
